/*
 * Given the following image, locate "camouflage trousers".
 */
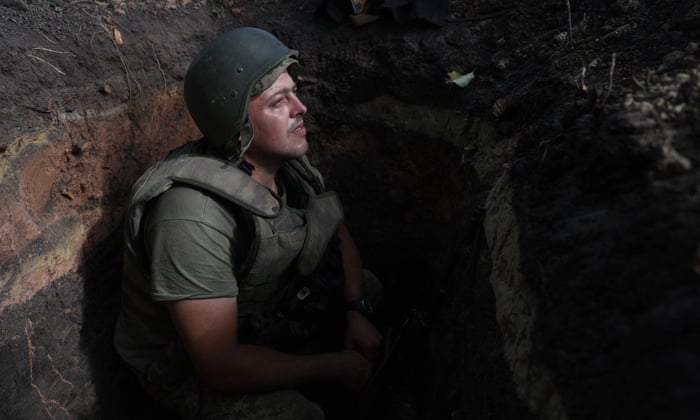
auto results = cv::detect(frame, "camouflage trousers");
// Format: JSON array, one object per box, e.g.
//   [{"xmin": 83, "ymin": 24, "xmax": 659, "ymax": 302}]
[{"xmin": 152, "ymin": 377, "xmax": 325, "ymax": 420}]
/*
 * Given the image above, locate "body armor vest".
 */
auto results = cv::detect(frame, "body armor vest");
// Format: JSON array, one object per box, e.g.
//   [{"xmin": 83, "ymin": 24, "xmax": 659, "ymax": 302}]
[{"xmin": 123, "ymin": 140, "xmax": 344, "ymax": 315}]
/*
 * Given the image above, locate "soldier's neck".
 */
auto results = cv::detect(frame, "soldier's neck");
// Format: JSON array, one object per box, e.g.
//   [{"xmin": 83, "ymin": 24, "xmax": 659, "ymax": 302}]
[{"xmin": 250, "ymin": 163, "xmax": 281, "ymax": 192}]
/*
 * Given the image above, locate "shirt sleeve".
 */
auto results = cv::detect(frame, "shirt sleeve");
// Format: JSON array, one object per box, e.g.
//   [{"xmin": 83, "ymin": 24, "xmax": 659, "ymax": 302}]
[{"xmin": 144, "ymin": 187, "xmax": 240, "ymax": 301}]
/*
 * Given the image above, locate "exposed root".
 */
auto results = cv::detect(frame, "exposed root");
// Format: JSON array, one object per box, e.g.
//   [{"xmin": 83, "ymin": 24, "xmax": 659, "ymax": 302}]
[
  {"xmin": 150, "ymin": 41, "xmax": 167, "ymax": 93},
  {"xmin": 602, "ymin": 52, "xmax": 617, "ymax": 104},
  {"xmin": 565, "ymin": 0, "xmax": 574, "ymax": 46},
  {"xmin": 111, "ymin": 37, "xmax": 141, "ymax": 100},
  {"xmin": 25, "ymin": 319, "xmax": 72, "ymax": 420},
  {"xmin": 102, "ymin": 19, "xmax": 141, "ymax": 100},
  {"xmin": 31, "ymin": 47, "xmax": 75, "ymax": 56},
  {"xmin": 579, "ymin": 64, "xmax": 588, "ymax": 92},
  {"xmin": 37, "ymin": 30, "xmax": 58, "ymax": 45},
  {"xmin": 26, "ymin": 53, "xmax": 65, "ymax": 75}
]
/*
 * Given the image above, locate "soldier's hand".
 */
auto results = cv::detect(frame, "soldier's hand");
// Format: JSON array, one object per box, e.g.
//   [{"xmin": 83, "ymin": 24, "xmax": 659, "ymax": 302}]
[
  {"xmin": 345, "ymin": 310, "xmax": 383, "ymax": 366},
  {"xmin": 336, "ymin": 349, "xmax": 373, "ymax": 392}
]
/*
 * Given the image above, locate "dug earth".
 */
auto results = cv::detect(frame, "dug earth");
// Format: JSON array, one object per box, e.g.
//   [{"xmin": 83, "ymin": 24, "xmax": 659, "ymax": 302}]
[{"xmin": 1, "ymin": 0, "xmax": 699, "ymax": 419}]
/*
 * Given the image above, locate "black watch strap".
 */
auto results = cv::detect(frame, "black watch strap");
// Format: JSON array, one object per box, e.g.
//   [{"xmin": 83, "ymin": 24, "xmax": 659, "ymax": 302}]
[{"xmin": 346, "ymin": 297, "xmax": 373, "ymax": 315}]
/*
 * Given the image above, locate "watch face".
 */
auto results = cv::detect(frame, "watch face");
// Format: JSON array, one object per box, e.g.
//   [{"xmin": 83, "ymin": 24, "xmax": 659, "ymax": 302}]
[
  {"xmin": 348, "ymin": 298, "xmax": 373, "ymax": 314},
  {"xmin": 360, "ymin": 298, "xmax": 373, "ymax": 314}
]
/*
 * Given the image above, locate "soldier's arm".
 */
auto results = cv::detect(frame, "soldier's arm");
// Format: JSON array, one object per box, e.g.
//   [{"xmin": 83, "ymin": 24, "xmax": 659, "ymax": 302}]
[
  {"xmin": 336, "ymin": 224, "xmax": 383, "ymax": 363},
  {"xmin": 337, "ymin": 223, "xmax": 363, "ymax": 302},
  {"xmin": 167, "ymin": 296, "xmax": 371, "ymax": 392}
]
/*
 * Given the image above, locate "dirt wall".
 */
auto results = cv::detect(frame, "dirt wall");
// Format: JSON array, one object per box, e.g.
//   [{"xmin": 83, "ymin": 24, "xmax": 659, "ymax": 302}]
[
  {"xmin": 1, "ymin": 0, "xmax": 700, "ymax": 419},
  {"xmin": 1, "ymin": 2, "xmax": 215, "ymax": 417}
]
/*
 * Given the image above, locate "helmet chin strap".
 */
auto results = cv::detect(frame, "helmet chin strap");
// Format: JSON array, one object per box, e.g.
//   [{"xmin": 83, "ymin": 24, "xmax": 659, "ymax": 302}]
[
  {"xmin": 225, "ymin": 120, "xmax": 254, "ymax": 164},
  {"xmin": 233, "ymin": 122, "xmax": 256, "ymax": 176}
]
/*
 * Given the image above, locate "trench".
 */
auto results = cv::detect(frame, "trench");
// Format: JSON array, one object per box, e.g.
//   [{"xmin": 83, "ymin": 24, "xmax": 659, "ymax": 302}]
[
  {"xmin": 0, "ymin": 38, "xmax": 543, "ymax": 420},
  {"xmin": 0, "ymin": 78, "xmax": 543, "ymax": 420},
  {"xmin": 69, "ymin": 91, "xmax": 538, "ymax": 419},
  {"xmin": 59, "ymin": 72, "xmax": 697, "ymax": 420},
  {"xmin": 4, "ymin": 1, "xmax": 700, "ymax": 418}
]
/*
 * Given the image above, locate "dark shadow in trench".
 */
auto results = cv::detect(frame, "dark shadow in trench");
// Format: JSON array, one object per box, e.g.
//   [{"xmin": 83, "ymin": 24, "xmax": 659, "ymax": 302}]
[
  {"xmin": 319, "ymin": 123, "xmax": 533, "ymax": 420},
  {"xmin": 80, "ymin": 223, "xmax": 170, "ymax": 419}
]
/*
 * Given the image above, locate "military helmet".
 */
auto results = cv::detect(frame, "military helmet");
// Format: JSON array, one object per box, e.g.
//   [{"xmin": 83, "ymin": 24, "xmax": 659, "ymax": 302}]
[{"xmin": 184, "ymin": 27, "xmax": 298, "ymax": 159}]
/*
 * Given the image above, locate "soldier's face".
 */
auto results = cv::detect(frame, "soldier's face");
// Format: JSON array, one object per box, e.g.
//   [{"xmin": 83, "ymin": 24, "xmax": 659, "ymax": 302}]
[{"xmin": 246, "ymin": 72, "xmax": 308, "ymax": 166}]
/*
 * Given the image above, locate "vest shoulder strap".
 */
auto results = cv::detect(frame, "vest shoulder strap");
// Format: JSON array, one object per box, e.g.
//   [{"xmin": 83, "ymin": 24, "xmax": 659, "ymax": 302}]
[
  {"xmin": 282, "ymin": 155, "xmax": 326, "ymax": 194},
  {"xmin": 170, "ymin": 155, "xmax": 281, "ymax": 217},
  {"xmin": 126, "ymin": 142, "xmax": 281, "ymax": 249}
]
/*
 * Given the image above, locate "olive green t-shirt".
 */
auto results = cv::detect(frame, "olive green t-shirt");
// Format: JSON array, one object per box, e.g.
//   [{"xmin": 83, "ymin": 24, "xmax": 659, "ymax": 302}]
[
  {"xmin": 145, "ymin": 184, "xmax": 241, "ymax": 301},
  {"xmin": 114, "ymin": 184, "xmax": 243, "ymax": 377}
]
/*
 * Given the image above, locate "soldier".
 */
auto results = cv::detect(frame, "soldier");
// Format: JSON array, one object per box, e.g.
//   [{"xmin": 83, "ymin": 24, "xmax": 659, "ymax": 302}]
[{"xmin": 114, "ymin": 27, "xmax": 383, "ymax": 419}]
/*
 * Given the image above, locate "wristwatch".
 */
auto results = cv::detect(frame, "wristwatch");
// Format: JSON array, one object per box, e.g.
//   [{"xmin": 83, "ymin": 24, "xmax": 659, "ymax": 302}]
[{"xmin": 346, "ymin": 297, "xmax": 373, "ymax": 316}]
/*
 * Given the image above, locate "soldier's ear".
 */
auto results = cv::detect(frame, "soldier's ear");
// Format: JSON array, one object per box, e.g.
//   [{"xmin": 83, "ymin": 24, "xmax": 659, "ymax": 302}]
[{"xmin": 239, "ymin": 121, "xmax": 254, "ymax": 155}]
